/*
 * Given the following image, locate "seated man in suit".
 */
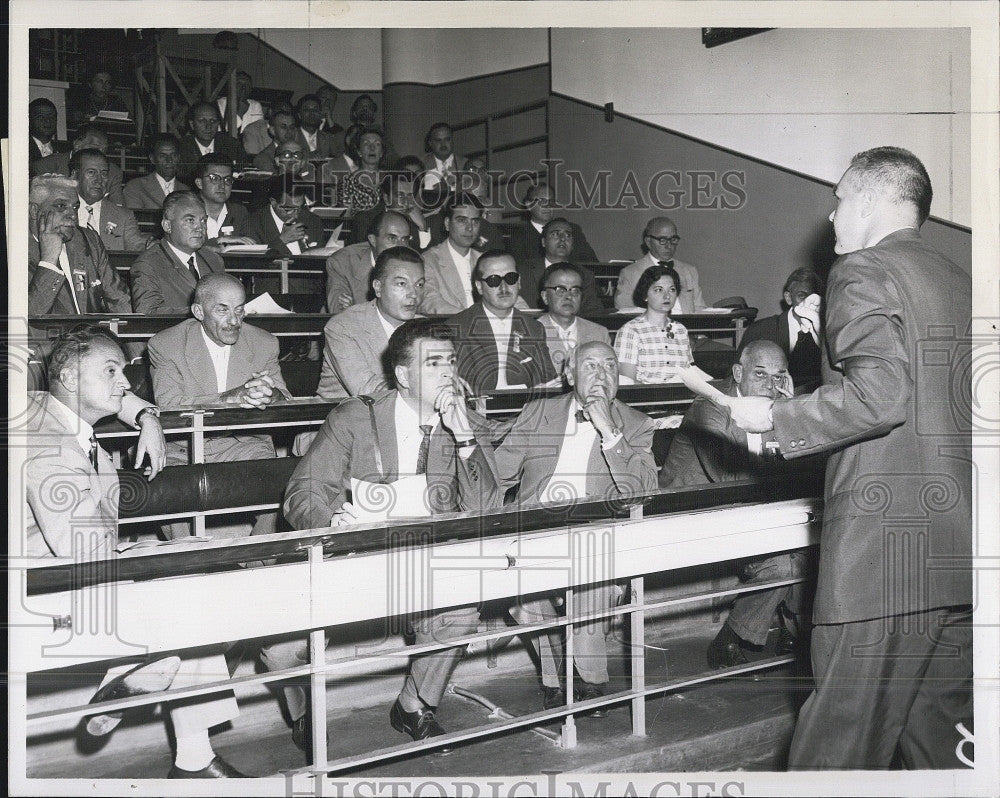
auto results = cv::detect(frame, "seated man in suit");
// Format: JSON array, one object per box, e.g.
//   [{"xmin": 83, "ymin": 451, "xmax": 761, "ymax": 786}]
[
  {"xmin": 325, "ymin": 209, "xmax": 413, "ymax": 315},
  {"xmin": 519, "ymin": 217, "xmax": 604, "ymax": 314},
  {"xmin": 425, "ymin": 157, "xmax": 504, "ymax": 253},
  {"xmin": 449, "ymin": 250, "xmax": 555, "ymax": 394},
  {"xmin": 24, "ymin": 326, "xmax": 243, "ymax": 778},
  {"xmin": 295, "ymin": 93, "xmax": 341, "ymax": 159},
  {"xmin": 614, "ymin": 217, "xmax": 707, "ymax": 313},
  {"xmin": 66, "ymin": 68, "xmax": 129, "ymax": 132},
  {"xmin": 123, "ymin": 133, "xmax": 190, "ymax": 210},
  {"xmin": 178, "ymin": 101, "xmax": 244, "ymax": 184},
  {"xmin": 738, "ymin": 267, "xmax": 824, "ymax": 388},
  {"xmin": 464, "ymin": 341, "xmax": 658, "ymax": 712},
  {"xmin": 242, "ymin": 100, "xmax": 291, "ymax": 159},
  {"xmin": 538, "ymin": 262, "xmax": 611, "ymax": 374},
  {"xmin": 318, "ymin": 245, "xmax": 424, "ymax": 399},
  {"xmin": 348, "ymin": 170, "xmax": 428, "ymax": 249},
  {"xmin": 130, "ymin": 190, "xmax": 225, "ymax": 314},
  {"xmin": 248, "ymin": 175, "xmax": 325, "ymax": 254},
  {"xmin": 660, "ymin": 340, "xmax": 811, "ymax": 667},
  {"xmin": 278, "ymin": 318, "xmax": 491, "ymax": 753},
  {"xmin": 193, "ymin": 154, "xmax": 255, "ymax": 249},
  {"xmin": 32, "ymin": 122, "xmax": 125, "ymax": 205},
  {"xmin": 29, "ymin": 97, "xmax": 70, "ymax": 164},
  {"xmin": 508, "ymin": 182, "xmax": 599, "ymax": 267},
  {"xmin": 420, "ymin": 122, "xmax": 461, "ymax": 194},
  {"xmin": 71, "ymin": 149, "xmax": 150, "ymax": 251},
  {"xmin": 28, "ymin": 174, "xmax": 132, "ymax": 317},
  {"xmin": 148, "ymin": 273, "xmax": 291, "ymax": 539},
  {"xmin": 419, "ymin": 193, "xmax": 483, "ymax": 316},
  {"xmin": 251, "ymin": 107, "xmax": 300, "ymax": 171}
]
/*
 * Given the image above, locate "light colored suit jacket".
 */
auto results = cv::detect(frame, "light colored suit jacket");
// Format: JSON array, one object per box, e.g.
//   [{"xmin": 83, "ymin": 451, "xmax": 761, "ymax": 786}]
[
  {"xmin": 317, "ymin": 300, "xmax": 396, "ymax": 400},
  {"xmin": 325, "ymin": 243, "xmax": 375, "ymax": 314},
  {"xmin": 614, "ymin": 254, "xmax": 706, "ymax": 313},
  {"xmin": 90, "ymin": 199, "xmax": 150, "ymax": 251},
  {"xmin": 538, "ymin": 314, "xmax": 611, "ymax": 373},
  {"xmin": 130, "ymin": 241, "xmax": 225, "ymax": 315},
  {"xmin": 123, "ymin": 172, "xmax": 191, "ymax": 210},
  {"xmin": 419, "ymin": 241, "xmax": 479, "ymax": 316}
]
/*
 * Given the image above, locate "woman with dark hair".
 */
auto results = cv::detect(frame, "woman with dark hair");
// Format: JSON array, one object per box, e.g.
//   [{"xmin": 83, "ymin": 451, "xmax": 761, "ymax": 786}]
[
  {"xmin": 613, "ymin": 263, "xmax": 694, "ymax": 383},
  {"xmin": 341, "ymin": 126, "xmax": 385, "ymax": 212}
]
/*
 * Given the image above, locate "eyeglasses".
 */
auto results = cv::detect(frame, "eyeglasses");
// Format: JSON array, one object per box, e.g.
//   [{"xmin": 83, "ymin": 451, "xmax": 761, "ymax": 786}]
[
  {"xmin": 204, "ymin": 173, "xmax": 235, "ymax": 186},
  {"xmin": 479, "ymin": 272, "xmax": 520, "ymax": 288},
  {"xmin": 646, "ymin": 234, "xmax": 681, "ymax": 246},
  {"xmin": 544, "ymin": 285, "xmax": 582, "ymax": 297}
]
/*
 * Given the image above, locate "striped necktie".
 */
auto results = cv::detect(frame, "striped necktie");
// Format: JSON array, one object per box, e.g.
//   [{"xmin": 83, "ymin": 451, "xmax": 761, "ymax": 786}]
[{"xmin": 86, "ymin": 206, "xmax": 97, "ymax": 231}]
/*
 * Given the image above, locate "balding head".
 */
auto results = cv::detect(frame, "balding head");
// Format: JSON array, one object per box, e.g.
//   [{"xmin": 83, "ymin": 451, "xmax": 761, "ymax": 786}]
[
  {"xmin": 735, "ymin": 340, "xmax": 790, "ymax": 399},
  {"xmin": 191, "ymin": 274, "xmax": 246, "ymax": 346},
  {"xmin": 567, "ymin": 341, "xmax": 619, "ymax": 403}
]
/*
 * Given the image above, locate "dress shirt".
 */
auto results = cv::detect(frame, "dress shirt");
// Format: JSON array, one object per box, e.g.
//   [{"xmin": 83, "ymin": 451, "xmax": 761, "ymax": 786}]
[
  {"xmin": 269, "ymin": 205, "xmax": 302, "ymax": 254},
  {"xmin": 446, "ymin": 241, "xmax": 475, "ymax": 307},
  {"xmin": 199, "ymin": 327, "xmax": 232, "ymax": 393},
  {"xmin": 531, "ymin": 220, "xmax": 544, "ymax": 235},
  {"xmin": 78, "ymin": 198, "xmax": 102, "ymax": 231},
  {"xmin": 540, "ymin": 399, "xmax": 599, "ymax": 503},
  {"xmin": 300, "ymin": 128, "xmax": 318, "ymax": 152},
  {"xmin": 374, "ymin": 304, "xmax": 398, "ymax": 340},
  {"xmin": 33, "ymin": 136, "xmax": 54, "ymax": 158},
  {"xmin": 206, "ymin": 205, "xmax": 229, "ymax": 240},
  {"xmin": 394, "ymin": 396, "xmax": 440, "ymax": 478},
  {"xmin": 166, "ymin": 240, "xmax": 201, "ymax": 277},
  {"xmin": 423, "ymin": 154, "xmax": 457, "ymax": 190},
  {"xmin": 196, "ymin": 139, "xmax": 215, "ymax": 156},
  {"xmin": 155, "ymin": 173, "xmax": 176, "ymax": 196},
  {"xmin": 786, "ymin": 307, "xmax": 819, "ymax": 350},
  {"xmin": 217, "ymin": 97, "xmax": 264, "ymax": 134},
  {"xmin": 48, "ymin": 393, "xmax": 97, "ymax": 458},
  {"xmin": 37, "ymin": 245, "xmax": 83, "ymax": 313},
  {"xmin": 551, "ymin": 317, "xmax": 579, "ymax": 350}
]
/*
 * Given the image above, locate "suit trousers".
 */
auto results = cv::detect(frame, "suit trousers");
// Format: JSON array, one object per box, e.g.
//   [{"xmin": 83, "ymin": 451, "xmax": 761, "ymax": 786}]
[
  {"xmin": 726, "ymin": 551, "xmax": 807, "ymax": 647},
  {"xmin": 788, "ymin": 606, "xmax": 973, "ymax": 769}
]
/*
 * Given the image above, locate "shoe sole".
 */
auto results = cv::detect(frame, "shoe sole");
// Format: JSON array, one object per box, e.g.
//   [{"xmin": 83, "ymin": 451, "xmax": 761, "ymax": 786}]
[{"xmin": 84, "ymin": 656, "xmax": 182, "ymax": 737}]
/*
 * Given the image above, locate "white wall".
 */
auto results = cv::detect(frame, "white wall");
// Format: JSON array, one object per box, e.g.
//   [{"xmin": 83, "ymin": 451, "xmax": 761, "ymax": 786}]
[
  {"xmin": 255, "ymin": 29, "xmax": 383, "ymax": 90},
  {"xmin": 551, "ymin": 28, "xmax": 971, "ymax": 226},
  {"xmin": 381, "ymin": 29, "xmax": 548, "ymax": 84}
]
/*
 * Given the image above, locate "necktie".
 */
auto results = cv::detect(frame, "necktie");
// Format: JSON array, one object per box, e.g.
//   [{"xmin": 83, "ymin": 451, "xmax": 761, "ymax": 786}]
[
  {"xmin": 88, "ymin": 434, "xmax": 100, "ymax": 472},
  {"xmin": 657, "ymin": 260, "xmax": 675, "ymax": 268},
  {"xmin": 187, "ymin": 255, "xmax": 200, "ymax": 280},
  {"xmin": 788, "ymin": 327, "xmax": 821, "ymax": 384},
  {"xmin": 415, "ymin": 425, "xmax": 433, "ymax": 475},
  {"xmin": 86, "ymin": 206, "xmax": 97, "ymax": 231}
]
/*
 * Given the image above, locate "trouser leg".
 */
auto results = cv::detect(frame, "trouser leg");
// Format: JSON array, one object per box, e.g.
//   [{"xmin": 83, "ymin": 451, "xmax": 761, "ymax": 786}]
[
  {"xmin": 518, "ymin": 595, "xmax": 562, "ymax": 688},
  {"xmin": 570, "ymin": 583, "xmax": 613, "ymax": 685},
  {"xmin": 165, "ymin": 651, "xmax": 240, "ymax": 737},
  {"xmin": 726, "ymin": 553, "xmax": 799, "ymax": 646},
  {"xmin": 399, "ymin": 605, "xmax": 480, "ymax": 710},
  {"xmin": 259, "ymin": 634, "xmax": 314, "ymax": 723}
]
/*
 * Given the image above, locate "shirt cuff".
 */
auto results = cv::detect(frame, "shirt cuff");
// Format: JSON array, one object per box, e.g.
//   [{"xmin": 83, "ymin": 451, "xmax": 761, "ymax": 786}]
[
  {"xmin": 39, "ymin": 260, "xmax": 64, "ymax": 275},
  {"xmin": 600, "ymin": 431, "xmax": 624, "ymax": 451}
]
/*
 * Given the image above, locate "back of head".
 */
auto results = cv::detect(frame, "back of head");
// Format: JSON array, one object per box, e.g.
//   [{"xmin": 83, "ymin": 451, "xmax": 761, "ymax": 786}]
[{"xmin": 846, "ymin": 146, "xmax": 932, "ymax": 225}]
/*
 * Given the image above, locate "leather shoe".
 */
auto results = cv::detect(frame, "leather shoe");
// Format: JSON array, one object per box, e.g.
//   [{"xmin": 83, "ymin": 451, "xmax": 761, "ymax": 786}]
[
  {"xmin": 706, "ymin": 623, "xmax": 758, "ymax": 669},
  {"xmin": 389, "ymin": 700, "xmax": 451, "ymax": 752},
  {"xmin": 573, "ymin": 682, "xmax": 608, "ymax": 718},
  {"xmin": 291, "ymin": 715, "xmax": 331, "ymax": 754},
  {"xmin": 84, "ymin": 655, "xmax": 182, "ymax": 737},
  {"xmin": 542, "ymin": 686, "xmax": 565, "ymax": 710},
  {"xmin": 168, "ymin": 755, "xmax": 247, "ymax": 778}
]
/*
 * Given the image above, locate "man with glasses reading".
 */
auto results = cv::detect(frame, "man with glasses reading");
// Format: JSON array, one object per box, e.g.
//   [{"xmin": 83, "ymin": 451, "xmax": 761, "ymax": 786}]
[
  {"xmin": 449, "ymin": 249, "xmax": 555, "ymax": 394},
  {"xmin": 538, "ymin": 263, "xmax": 611, "ymax": 374},
  {"xmin": 615, "ymin": 217, "xmax": 706, "ymax": 313},
  {"xmin": 193, "ymin": 154, "xmax": 255, "ymax": 250}
]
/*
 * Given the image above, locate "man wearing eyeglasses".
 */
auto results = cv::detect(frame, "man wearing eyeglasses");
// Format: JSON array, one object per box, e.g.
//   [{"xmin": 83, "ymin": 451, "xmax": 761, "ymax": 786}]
[
  {"xmin": 519, "ymin": 217, "xmax": 605, "ymax": 315},
  {"xmin": 192, "ymin": 154, "xmax": 255, "ymax": 251},
  {"xmin": 614, "ymin": 217, "xmax": 706, "ymax": 312},
  {"xmin": 449, "ymin": 250, "xmax": 555, "ymax": 394},
  {"xmin": 538, "ymin": 263, "xmax": 611, "ymax": 374},
  {"xmin": 508, "ymin": 182, "xmax": 599, "ymax": 267},
  {"xmin": 247, "ymin": 175, "xmax": 325, "ymax": 256}
]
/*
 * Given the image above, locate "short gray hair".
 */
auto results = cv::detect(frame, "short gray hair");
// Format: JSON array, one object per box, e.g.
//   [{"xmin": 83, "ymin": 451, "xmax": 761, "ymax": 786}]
[{"xmin": 29, "ymin": 174, "xmax": 77, "ymax": 206}]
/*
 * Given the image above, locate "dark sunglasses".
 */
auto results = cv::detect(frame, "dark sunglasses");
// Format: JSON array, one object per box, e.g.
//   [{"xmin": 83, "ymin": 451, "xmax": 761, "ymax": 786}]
[{"xmin": 479, "ymin": 272, "xmax": 520, "ymax": 288}]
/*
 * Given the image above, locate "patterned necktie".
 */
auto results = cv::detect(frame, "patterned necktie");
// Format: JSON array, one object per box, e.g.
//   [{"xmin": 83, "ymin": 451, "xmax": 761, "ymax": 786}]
[
  {"xmin": 86, "ymin": 206, "xmax": 97, "ymax": 231},
  {"xmin": 89, "ymin": 434, "xmax": 100, "ymax": 472},
  {"xmin": 187, "ymin": 255, "xmax": 200, "ymax": 280},
  {"xmin": 415, "ymin": 425, "xmax": 433, "ymax": 475}
]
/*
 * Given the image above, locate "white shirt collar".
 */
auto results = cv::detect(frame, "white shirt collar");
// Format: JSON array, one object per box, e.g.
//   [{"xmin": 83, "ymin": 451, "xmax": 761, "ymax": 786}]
[
  {"xmin": 78, "ymin": 197, "xmax": 103, "ymax": 229},
  {"xmin": 786, "ymin": 307, "xmax": 817, "ymax": 342},
  {"xmin": 269, "ymin": 204, "xmax": 286, "ymax": 232},
  {"xmin": 434, "ymin": 154, "xmax": 455, "ymax": 172},
  {"xmin": 531, "ymin": 220, "xmax": 544, "ymax": 234},
  {"xmin": 155, "ymin": 173, "xmax": 175, "ymax": 195},
  {"xmin": 166, "ymin": 240, "xmax": 199, "ymax": 267},
  {"xmin": 447, "ymin": 239, "xmax": 471, "ymax": 263},
  {"xmin": 48, "ymin": 393, "xmax": 95, "ymax": 455},
  {"xmin": 374, "ymin": 303, "xmax": 398, "ymax": 340},
  {"xmin": 195, "ymin": 138, "xmax": 214, "ymax": 155},
  {"xmin": 33, "ymin": 136, "xmax": 54, "ymax": 157},
  {"xmin": 301, "ymin": 127, "xmax": 318, "ymax": 148}
]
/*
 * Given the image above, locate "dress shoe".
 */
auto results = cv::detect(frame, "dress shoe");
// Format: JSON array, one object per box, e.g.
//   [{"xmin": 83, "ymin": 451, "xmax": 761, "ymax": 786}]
[
  {"xmin": 84, "ymin": 655, "xmax": 182, "ymax": 737},
  {"xmin": 389, "ymin": 700, "xmax": 451, "ymax": 752},
  {"xmin": 168, "ymin": 755, "xmax": 247, "ymax": 778},
  {"xmin": 573, "ymin": 682, "xmax": 608, "ymax": 718},
  {"xmin": 706, "ymin": 623, "xmax": 758, "ymax": 669},
  {"xmin": 291, "ymin": 715, "xmax": 331, "ymax": 754},
  {"xmin": 542, "ymin": 686, "xmax": 566, "ymax": 710}
]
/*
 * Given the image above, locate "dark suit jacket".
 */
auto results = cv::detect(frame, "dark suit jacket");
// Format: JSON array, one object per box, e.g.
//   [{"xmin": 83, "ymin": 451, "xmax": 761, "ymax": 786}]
[
  {"xmin": 205, "ymin": 201, "xmax": 251, "ymax": 244},
  {"xmin": 296, "ymin": 128, "xmax": 342, "ymax": 159},
  {"xmin": 246, "ymin": 205, "xmax": 325, "ymax": 253},
  {"xmin": 507, "ymin": 219, "xmax": 599, "ymax": 266},
  {"xmin": 130, "ymin": 240, "xmax": 225, "ymax": 315},
  {"xmin": 772, "ymin": 228, "xmax": 972, "ymax": 624},
  {"xmin": 31, "ymin": 150, "xmax": 125, "ymax": 205},
  {"xmin": 519, "ymin": 256, "xmax": 605, "ymax": 315},
  {"xmin": 30, "ymin": 138, "xmax": 71, "ymax": 163},
  {"xmin": 448, "ymin": 304, "xmax": 557, "ymax": 394},
  {"xmin": 177, "ymin": 133, "xmax": 245, "ymax": 183},
  {"xmin": 739, "ymin": 312, "xmax": 822, "ymax": 386},
  {"xmin": 123, "ymin": 172, "xmax": 191, "ymax": 210},
  {"xmin": 28, "ymin": 227, "xmax": 132, "ymax": 315},
  {"xmin": 282, "ymin": 391, "xmax": 489, "ymax": 531}
]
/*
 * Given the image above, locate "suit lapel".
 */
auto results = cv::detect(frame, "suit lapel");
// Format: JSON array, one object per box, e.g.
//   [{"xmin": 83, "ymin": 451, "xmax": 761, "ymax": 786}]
[
  {"xmin": 469, "ymin": 305, "xmax": 500, "ymax": 388},
  {"xmin": 443, "ymin": 245, "xmax": 468, "ymax": 308},
  {"xmin": 186, "ymin": 322, "xmax": 220, "ymax": 395},
  {"xmin": 225, "ymin": 329, "xmax": 252, "ymax": 390},
  {"xmin": 376, "ymin": 393, "xmax": 399, "ymax": 482},
  {"xmin": 65, "ymin": 233, "xmax": 93, "ymax": 312},
  {"xmin": 779, "ymin": 314, "xmax": 792, "ymax": 353},
  {"xmin": 162, "ymin": 241, "xmax": 198, "ymax": 291}
]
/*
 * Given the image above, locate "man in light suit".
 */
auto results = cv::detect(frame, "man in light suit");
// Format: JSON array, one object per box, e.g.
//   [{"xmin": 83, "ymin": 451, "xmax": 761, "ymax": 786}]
[
  {"xmin": 276, "ymin": 319, "xmax": 492, "ymax": 755},
  {"xmin": 537, "ymin": 263, "xmax": 611, "ymax": 374},
  {"xmin": 130, "ymin": 191, "xmax": 225, "ymax": 315},
  {"xmin": 325, "ymin": 210, "xmax": 414, "ymax": 315},
  {"xmin": 448, "ymin": 250, "xmax": 556, "ymax": 394},
  {"xmin": 32, "ymin": 122, "xmax": 126, "ymax": 206},
  {"xmin": 23, "ymin": 326, "xmax": 243, "ymax": 778},
  {"xmin": 419, "ymin": 193, "xmax": 483, "ymax": 316},
  {"xmin": 465, "ymin": 341, "xmax": 658, "ymax": 712},
  {"xmin": 614, "ymin": 217, "xmax": 707, "ymax": 313},
  {"xmin": 420, "ymin": 121, "xmax": 462, "ymax": 192},
  {"xmin": 318, "ymin": 246, "xmax": 424, "ymax": 399},
  {"xmin": 70, "ymin": 149, "xmax": 150, "ymax": 251},
  {"xmin": 738, "ymin": 267, "xmax": 824, "ymax": 387},
  {"xmin": 28, "ymin": 174, "xmax": 132, "ymax": 317},
  {"xmin": 507, "ymin": 182, "xmax": 599, "ymax": 267},
  {"xmin": 123, "ymin": 133, "xmax": 190, "ymax": 210},
  {"xmin": 729, "ymin": 147, "xmax": 972, "ymax": 769},
  {"xmin": 518, "ymin": 217, "xmax": 604, "ymax": 314},
  {"xmin": 148, "ymin": 273, "xmax": 290, "ymax": 539}
]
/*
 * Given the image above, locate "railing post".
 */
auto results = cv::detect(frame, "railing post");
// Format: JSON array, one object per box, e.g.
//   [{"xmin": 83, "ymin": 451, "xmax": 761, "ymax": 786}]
[
  {"xmin": 560, "ymin": 585, "xmax": 577, "ymax": 748},
  {"xmin": 279, "ymin": 257, "xmax": 291, "ymax": 295},
  {"xmin": 189, "ymin": 410, "xmax": 209, "ymax": 536},
  {"xmin": 308, "ymin": 544, "xmax": 328, "ymax": 767},
  {"xmin": 629, "ymin": 501, "xmax": 647, "ymax": 737}
]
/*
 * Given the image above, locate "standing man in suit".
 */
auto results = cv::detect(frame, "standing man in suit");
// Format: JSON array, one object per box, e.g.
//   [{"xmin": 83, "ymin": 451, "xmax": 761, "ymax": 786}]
[
  {"xmin": 148, "ymin": 274, "xmax": 290, "ymax": 539},
  {"xmin": 70, "ymin": 149, "xmax": 150, "ymax": 251},
  {"xmin": 277, "ymin": 319, "xmax": 492, "ymax": 753},
  {"xmin": 318, "ymin": 246, "xmax": 424, "ymax": 399},
  {"xmin": 614, "ymin": 217, "xmax": 707, "ymax": 313},
  {"xmin": 325, "ymin": 210, "xmax": 414, "ymax": 315},
  {"xmin": 317, "ymin": 84, "xmax": 345, "ymax": 138},
  {"xmin": 519, "ymin": 218, "xmax": 604, "ymax": 314},
  {"xmin": 729, "ymin": 147, "xmax": 972, "ymax": 769},
  {"xmin": 419, "ymin": 194, "xmax": 483, "ymax": 316},
  {"xmin": 178, "ymin": 101, "xmax": 244, "ymax": 184},
  {"xmin": 449, "ymin": 250, "xmax": 556, "ymax": 394},
  {"xmin": 538, "ymin": 263, "xmax": 611, "ymax": 374},
  {"xmin": 466, "ymin": 341, "xmax": 658, "ymax": 711},
  {"xmin": 130, "ymin": 191, "xmax": 225, "ymax": 314},
  {"xmin": 28, "ymin": 174, "xmax": 132, "ymax": 316},
  {"xmin": 661, "ymin": 341, "xmax": 812, "ymax": 667},
  {"xmin": 738, "ymin": 267, "xmax": 824, "ymax": 387},
  {"xmin": 123, "ymin": 133, "xmax": 190, "ymax": 210},
  {"xmin": 295, "ymin": 94, "xmax": 341, "ymax": 159},
  {"xmin": 32, "ymin": 123, "xmax": 126, "ymax": 206},
  {"xmin": 421, "ymin": 122, "xmax": 462, "ymax": 193},
  {"xmin": 29, "ymin": 97, "xmax": 70, "ymax": 164},
  {"xmin": 508, "ymin": 182, "xmax": 599, "ymax": 267}
]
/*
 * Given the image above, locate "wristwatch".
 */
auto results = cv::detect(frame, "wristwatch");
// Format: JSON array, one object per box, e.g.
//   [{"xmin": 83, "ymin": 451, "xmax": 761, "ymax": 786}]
[{"xmin": 135, "ymin": 406, "xmax": 161, "ymax": 425}]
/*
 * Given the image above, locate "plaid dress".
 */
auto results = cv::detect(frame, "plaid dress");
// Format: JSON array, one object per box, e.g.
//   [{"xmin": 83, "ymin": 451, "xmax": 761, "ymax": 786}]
[{"xmin": 614, "ymin": 314, "xmax": 693, "ymax": 383}]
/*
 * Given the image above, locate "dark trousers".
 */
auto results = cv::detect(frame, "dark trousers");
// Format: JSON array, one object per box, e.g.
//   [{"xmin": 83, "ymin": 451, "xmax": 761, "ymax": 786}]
[{"xmin": 788, "ymin": 606, "xmax": 973, "ymax": 769}]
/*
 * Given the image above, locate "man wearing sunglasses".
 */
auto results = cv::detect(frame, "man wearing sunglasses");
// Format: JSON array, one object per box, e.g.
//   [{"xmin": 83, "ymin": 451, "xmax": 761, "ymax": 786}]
[
  {"xmin": 193, "ymin": 154, "xmax": 255, "ymax": 250},
  {"xmin": 449, "ymin": 250, "xmax": 556, "ymax": 394},
  {"xmin": 614, "ymin": 217, "xmax": 706, "ymax": 313}
]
